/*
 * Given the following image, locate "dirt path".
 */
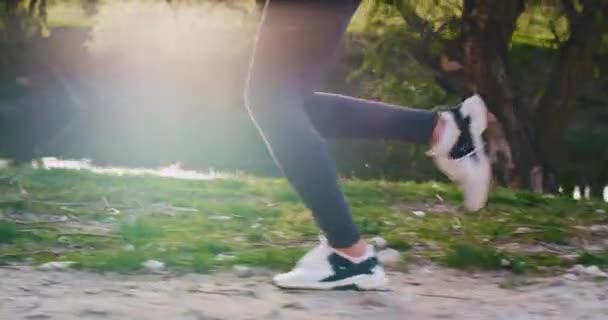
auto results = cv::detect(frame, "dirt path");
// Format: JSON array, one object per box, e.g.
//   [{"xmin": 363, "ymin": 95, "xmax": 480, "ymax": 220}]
[{"xmin": 2, "ymin": 265, "xmax": 607, "ymax": 320}]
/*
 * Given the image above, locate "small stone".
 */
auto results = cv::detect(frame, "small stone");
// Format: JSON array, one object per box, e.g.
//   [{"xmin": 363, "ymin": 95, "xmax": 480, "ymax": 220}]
[
  {"xmin": 24, "ymin": 313, "xmax": 51, "ymax": 319},
  {"xmin": 420, "ymin": 267, "xmax": 433, "ymax": 274},
  {"xmin": 233, "ymin": 265, "xmax": 253, "ymax": 278},
  {"xmin": 412, "ymin": 210, "xmax": 426, "ymax": 217},
  {"xmin": 243, "ymin": 282, "xmax": 259, "ymax": 288},
  {"xmin": 240, "ymin": 289, "xmax": 259, "ymax": 299},
  {"xmin": 38, "ymin": 261, "xmax": 76, "ymax": 271},
  {"xmin": 265, "ymin": 309, "xmax": 283, "ymax": 320},
  {"xmin": 40, "ymin": 278, "xmax": 61, "ymax": 286},
  {"xmin": 209, "ymin": 215, "xmax": 231, "ymax": 221},
  {"xmin": 596, "ymin": 209, "xmax": 606, "ymax": 214},
  {"xmin": 413, "ymin": 241, "xmax": 439, "ymax": 251},
  {"xmin": 80, "ymin": 305, "xmax": 109, "ymax": 317},
  {"xmin": 57, "ymin": 236, "xmax": 70, "ymax": 244},
  {"xmin": 19, "ymin": 286, "xmax": 32, "ymax": 292},
  {"xmin": 142, "ymin": 260, "xmax": 165, "ymax": 273},
  {"xmin": 563, "ymin": 273, "xmax": 578, "ymax": 281},
  {"xmin": 214, "ymin": 253, "xmax": 236, "ymax": 262},
  {"xmin": 568, "ymin": 264, "xmax": 587, "ymax": 275},
  {"xmin": 182, "ymin": 309, "xmax": 207, "ymax": 320},
  {"xmin": 424, "ymin": 242, "xmax": 441, "ymax": 251},
  {"xmin": 560, "ymin": 254, "xmax": 580, "ymax": 262},
  {"xmin": 382, "ymin": 220, "xmax": 395, "ymax": 227},
  {"xmin": 106, "ymin": 208, "xmax": 121, "ymax": 215},
  {"xmin": 281, "ymin": 301, "xmax": 307, "ymax": 310},
  {"xmin": 377, "ymin": 249, "xmax": 401, "ymax": 267},
  {"xmin": 21, "ymin": 299, "xmax": 41, "ymax": 312},
  {"xmin": 124, "ymin": 283, "xmax": 139, "ymax": 289},
  {"xmin": 359, "ymin": 296, "xmax": 388, "ymax": 308},
  {"xmin": 584, "ymin": 265, "xmax": 608, "ymax": 278},
  {"xmin": 501, "ymin": 259, "xmax": 511, "ymax": 267},
  {"xmin": 589, "ymin": 225, "xmax": 608, "ymax": 234},
  {"xmin": 514, "ymin": 227, "xmax": 533, "ymax": 234},
  {"xmin": 583, "ymin": 244, "xmax": 605, "ymax": 252},
  {"xmin": 547, "ymin": 279, "xmax": 566, "ymax": 287},
  {"xmin": 84, "ymin": 288, "xmax": 102, "ymax": 295},
  {"xmin": 122, "ymin": 290, "xmax": 136, "ymax": 297},
  {"xmin": 123, "ymin": 244, "xmax": 135, "ymax": 252},
  {"xmin": 369, "ymin": 236, "xmax": 388, "ymax": 250},
  {"xmin": 186, "ymin": 286, "xmax": 200, "ymax": 293}
]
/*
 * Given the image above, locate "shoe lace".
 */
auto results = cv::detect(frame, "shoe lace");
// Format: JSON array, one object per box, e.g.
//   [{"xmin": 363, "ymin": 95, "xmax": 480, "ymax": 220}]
[{"xmin": 426, "ymin": 102, "xmax": 487, "ymax": 161}]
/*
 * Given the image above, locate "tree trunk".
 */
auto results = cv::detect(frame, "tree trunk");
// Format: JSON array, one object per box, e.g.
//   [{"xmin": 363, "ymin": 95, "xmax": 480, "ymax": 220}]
[
  {"xmin": 534, "ymin": 0, "xmax": 608, "ymax": 192},
  {"xmin": 461, "ymin": 0, "xmax": 543, "ymax": 190}
]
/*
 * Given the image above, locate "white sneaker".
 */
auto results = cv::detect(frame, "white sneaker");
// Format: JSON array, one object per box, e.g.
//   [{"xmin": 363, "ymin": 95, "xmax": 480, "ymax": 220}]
[
  {"xmin": 272, "ymin": 238, "xmax": 388, "ymax": 290},
  {"xmin": 428, "ymin": 94, "xmax": 491, "ymax": 212}
]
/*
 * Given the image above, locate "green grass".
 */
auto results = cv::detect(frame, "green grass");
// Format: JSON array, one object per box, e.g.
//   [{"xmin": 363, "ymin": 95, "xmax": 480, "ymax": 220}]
[
  {"xmin": 0, "ymin": 221, "xmax": 18, "ymax": 244},
  {"xmin": 235, "ymin": 247, "xmax": 307, "ymax": 270},
  {"xmin": 577, "ymin": 252, "xmax": 608, "ymax": 267},
  {"xmin": 443, "ymin": 243, "xmax": 507, "ymax": 271},
  {"xmin": 119, "ymin": 219, "xmax": 164, "ymax": 247},
  {"xmin": 0, "ymin": 166, "xmax": 607, "ymax": 274}
]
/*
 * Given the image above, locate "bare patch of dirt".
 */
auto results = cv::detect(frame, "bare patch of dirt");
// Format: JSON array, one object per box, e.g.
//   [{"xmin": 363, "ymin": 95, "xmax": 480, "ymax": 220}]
[{"xmin": 2, "ymin": 265, "xmax": 608, "ymax": 320}]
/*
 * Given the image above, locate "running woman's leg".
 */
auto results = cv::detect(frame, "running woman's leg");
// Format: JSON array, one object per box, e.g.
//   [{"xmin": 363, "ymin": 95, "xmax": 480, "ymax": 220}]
[
  {"xmin": 244, "ymin": 0, "xmax": 389, "ymax": 290},
  {"xmin": 244, "ymin": 1, "xmax": 363, "ymax": 249}
]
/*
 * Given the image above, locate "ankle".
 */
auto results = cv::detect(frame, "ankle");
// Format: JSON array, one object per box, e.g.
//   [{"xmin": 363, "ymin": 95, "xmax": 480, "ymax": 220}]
[
  {"xmin": 430, "ymin": 115, "xmax": 446, "ymax": 147},
  {"xmin": 334, "ymin": 240, "xmax": 368, "ymax": 259}
]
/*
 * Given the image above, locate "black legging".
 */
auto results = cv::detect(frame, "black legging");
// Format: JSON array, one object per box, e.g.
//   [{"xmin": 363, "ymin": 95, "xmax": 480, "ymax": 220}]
[{"xmin": 244, "ymin": 0, "xmax": 437, "ymax": 248}]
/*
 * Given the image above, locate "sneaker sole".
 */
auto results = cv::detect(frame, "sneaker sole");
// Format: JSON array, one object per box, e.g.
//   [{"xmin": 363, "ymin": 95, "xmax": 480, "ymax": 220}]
[
  {"xmin": 273, "ymin": 273, "xmax": 389, "ymax": 291},
  {"xmin": 462, "ymin": 95, "xmax": 491, "ymax": 211}
]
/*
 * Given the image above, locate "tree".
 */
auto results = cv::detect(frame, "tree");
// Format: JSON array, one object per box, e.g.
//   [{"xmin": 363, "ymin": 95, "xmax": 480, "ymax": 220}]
[
  {"xmin": 371, "ymin": 0, "xmax": 608, "ymax": 192},
  {"xmin": 533, "ymin": 0, "xmax": 608, "ymax": 193},
  {"xmin": 1, "ymin": 0, "xmax": 48, "ymax": 43}
]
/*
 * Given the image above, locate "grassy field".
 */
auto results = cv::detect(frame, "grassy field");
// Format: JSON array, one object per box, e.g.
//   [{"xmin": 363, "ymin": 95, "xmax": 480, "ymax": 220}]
[{"xmin": 1, "ymin": 167, "xmax": 607, "ymax": 275}]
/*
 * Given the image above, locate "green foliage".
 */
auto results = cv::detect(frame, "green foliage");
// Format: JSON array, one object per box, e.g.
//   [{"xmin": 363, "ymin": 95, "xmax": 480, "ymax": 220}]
[
  {"xmin": 0, "ymin": 0, "xmax": 605, "ymax": 185},
  {"xmin": 513, "ymin": 3, "xmax": 569, "ymax": 48},
  {"xmin": 349, "ymin": 1, "xmax": 457, "ymax": 107}
]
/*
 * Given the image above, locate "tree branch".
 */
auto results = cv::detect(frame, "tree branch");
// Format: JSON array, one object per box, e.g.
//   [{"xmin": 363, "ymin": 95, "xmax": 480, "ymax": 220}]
[{"xmin": 373, "ymin": 0, "xmax": 469, "ymax": 96}]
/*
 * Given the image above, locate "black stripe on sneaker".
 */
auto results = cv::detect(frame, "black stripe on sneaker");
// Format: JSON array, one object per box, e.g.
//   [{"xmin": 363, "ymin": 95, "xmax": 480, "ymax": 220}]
[
  {"xmin": 449, "ymin": 108, "xmax": 477, "ymax": 160},
  {"xmin": 321, "ymin": 253, "xmax": 378, "ymax": 283}
]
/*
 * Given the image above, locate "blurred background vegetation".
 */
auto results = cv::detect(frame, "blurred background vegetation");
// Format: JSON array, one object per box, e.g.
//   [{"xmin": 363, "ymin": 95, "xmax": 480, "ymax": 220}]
[{"xmin": 0, "ymin": 0, "xmax": 607, "ymax": 197}]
